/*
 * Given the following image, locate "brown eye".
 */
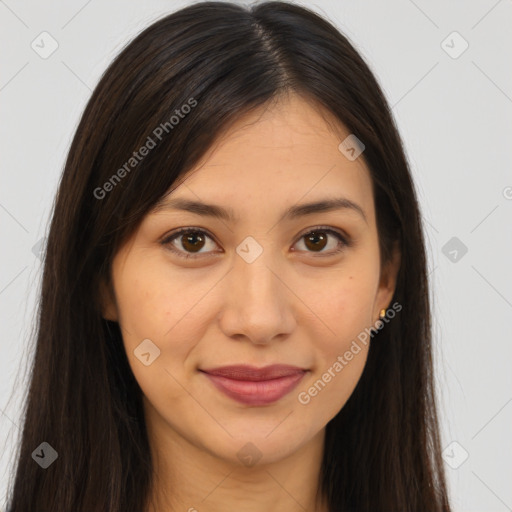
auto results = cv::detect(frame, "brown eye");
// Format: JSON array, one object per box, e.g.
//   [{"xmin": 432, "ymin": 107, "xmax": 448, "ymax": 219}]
[
  {"xmin": 162, "ymin": 228, "xmax": 219, "ymax": 259},
  {"xmin": 293, "ymin": 227, "xmax": 349, "ymax": 256},
  {"xmin": 304, "ymin": 231, "xmax": 328, "ymax": 251},
  {"xmin": 180, "ymin": 231, "xmax": 206, "ymax": 252},
  {"xmin": 162, "ymin": 226, "xmax": 350, "ymax": 260}
]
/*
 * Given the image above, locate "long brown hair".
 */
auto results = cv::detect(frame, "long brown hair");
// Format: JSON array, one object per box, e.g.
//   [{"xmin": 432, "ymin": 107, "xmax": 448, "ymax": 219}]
[{"xmin": 6, "ymin": 1, "xmax": 451, "ymax": 510}]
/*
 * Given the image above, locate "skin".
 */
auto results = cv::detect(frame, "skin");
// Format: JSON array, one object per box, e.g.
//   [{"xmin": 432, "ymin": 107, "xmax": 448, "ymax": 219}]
[{"xmin": 100, "ymin": 91, "xmax": 400, "ymax": 512}]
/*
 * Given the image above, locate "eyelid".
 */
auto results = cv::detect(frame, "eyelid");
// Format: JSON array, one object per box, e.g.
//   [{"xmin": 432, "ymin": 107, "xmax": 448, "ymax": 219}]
[
  {"xmin": 160, "ymin": 226, "xmax": 222, "ymax": 259},
  {"xmin": 160, "ymin": 225, "xmax": 351, "ymax": 259},
  {"xmin": 292, "ymin": 225, "xmax": 351, "ymax": 256}
]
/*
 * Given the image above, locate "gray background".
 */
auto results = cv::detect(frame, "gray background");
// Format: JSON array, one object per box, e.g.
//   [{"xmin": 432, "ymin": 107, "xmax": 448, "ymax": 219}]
[{"xmin": 1, "ymin": 0, "xmax": 511, "ymax": 510}]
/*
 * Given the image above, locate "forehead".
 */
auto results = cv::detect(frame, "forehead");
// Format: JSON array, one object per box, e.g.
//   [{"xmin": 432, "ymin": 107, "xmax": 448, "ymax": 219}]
[{"xmin": 162, "ymin": 93, "xmax": 375, "ymax": 224}]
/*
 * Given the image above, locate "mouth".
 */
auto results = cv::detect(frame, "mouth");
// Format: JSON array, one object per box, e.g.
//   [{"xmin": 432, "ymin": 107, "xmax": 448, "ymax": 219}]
[{"xmin": 199, "ymin": 364, "xmax": 308, "ymax": 406}]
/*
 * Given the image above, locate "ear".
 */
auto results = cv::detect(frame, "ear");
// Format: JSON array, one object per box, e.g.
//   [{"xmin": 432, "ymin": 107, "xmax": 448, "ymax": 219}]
[
  {"xmin": 98, "ymin": 277, "xmax": 119, "ymax": 322},
  {"xmin": 374, "ymin": 240, "xmax": 401, "ymax": 321}
]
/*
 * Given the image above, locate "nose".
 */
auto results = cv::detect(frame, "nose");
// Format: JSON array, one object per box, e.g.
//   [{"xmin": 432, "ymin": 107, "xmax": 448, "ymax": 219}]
[{"xmin": 217, "ymin": 247, "xmax": 297, "ymax": 345}]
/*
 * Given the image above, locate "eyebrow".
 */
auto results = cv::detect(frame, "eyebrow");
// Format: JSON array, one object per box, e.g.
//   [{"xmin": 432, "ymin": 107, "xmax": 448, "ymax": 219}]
[{"xmin": 153, "ymin": 196, "xmax": 368, "ymax": 224}]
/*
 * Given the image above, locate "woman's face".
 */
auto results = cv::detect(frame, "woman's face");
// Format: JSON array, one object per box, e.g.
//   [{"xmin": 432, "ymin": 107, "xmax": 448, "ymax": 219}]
[{"xmin": 101, "ymin": 93, "xmax": 399, "ymax": 466}]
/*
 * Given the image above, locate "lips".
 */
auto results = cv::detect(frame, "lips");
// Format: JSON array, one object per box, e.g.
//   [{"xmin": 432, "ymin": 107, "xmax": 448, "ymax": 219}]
[{"xmin": 200, "ymin": 364, "xmax": 307, "ymax": 405}]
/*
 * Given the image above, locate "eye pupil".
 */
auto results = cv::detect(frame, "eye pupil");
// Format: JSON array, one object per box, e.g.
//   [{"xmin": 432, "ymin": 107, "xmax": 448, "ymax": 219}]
[
  {"xmin": 182, "ymin": 232, "xmax": 205, "ymax": 252},
  {"xmin": 305, "ymin": 231, "xmax": 327, "ymax": 251}
]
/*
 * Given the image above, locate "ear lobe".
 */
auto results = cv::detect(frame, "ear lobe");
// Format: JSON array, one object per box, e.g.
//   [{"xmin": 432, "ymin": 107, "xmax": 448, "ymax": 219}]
[{"xmin": 98, "ymin": 278, "xmax": 118, "ymax": 322}]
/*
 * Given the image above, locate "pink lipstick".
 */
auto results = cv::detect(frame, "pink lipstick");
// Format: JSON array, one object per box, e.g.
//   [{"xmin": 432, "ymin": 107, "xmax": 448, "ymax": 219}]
[{"xmin": 200, "ymin": 364, "xmax": 307, "ymax": 406}]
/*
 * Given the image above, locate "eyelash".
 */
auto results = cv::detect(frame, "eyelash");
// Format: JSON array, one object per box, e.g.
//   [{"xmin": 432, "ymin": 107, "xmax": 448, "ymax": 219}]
[{"xmin": 160, "ymin": 225, "xmax": 351, "ymax": 260}]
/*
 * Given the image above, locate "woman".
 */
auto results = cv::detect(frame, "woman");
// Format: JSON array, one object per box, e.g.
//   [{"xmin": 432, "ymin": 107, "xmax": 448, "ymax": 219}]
[{"xmin": 6, "ymin": 1, "xmax": 452, "ymax": 510}]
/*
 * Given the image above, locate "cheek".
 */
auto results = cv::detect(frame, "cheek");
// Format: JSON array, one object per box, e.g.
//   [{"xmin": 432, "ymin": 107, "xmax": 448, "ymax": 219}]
[
  {"xmin": 112, "ymin": 254, "xmax": 222, "ymax": 392},
  {"xmin": 298, "ymin": 347, "xmax": 368, "ymax": 427},
  {"xmin": 295, "ymin": 259, "xmax": 378, "ymax": 419},
  {"xmin": 297, "ymin": 287, "xmax": 372, "ymax": 425},
  {"xmin": 113, "ymin": 252, "xmax": 211, "ymax": 341},
  {"xmin": 311, "ymin": 261, "xmax": 380, "ymax": 349},
  {"xmin": 312, "ymin": 279, "xmax": 373, "ymax": 382}
]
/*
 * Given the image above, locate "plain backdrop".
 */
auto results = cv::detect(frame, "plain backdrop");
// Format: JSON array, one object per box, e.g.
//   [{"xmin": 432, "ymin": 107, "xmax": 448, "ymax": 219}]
[{"xmin": 1, "ymin": 1, "xmax": 511, "ymax": 510}]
